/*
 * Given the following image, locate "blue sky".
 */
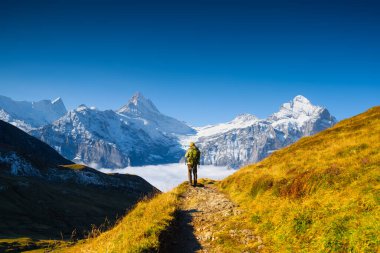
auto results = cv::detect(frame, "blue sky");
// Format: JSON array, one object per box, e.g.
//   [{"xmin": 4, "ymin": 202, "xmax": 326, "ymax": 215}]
[{"xmin": 0, "ymin": 0, "xmax": 379, "ymax": 125}]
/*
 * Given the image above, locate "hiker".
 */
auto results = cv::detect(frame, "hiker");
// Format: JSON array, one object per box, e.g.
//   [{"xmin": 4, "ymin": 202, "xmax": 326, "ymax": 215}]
[{"xmin": 185, "ymin": 142, "xmax": 201, "ymax": 187}]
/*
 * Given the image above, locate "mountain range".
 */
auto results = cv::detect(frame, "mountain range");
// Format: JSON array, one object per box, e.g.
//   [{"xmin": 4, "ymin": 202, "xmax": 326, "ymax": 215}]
[
  {"xmin": 184, "ymin": 95, "xmax": 337, "ymax": 168},
  {"xmin": 0, "ymin": 93, "xmax": 336, "ymax": 169}
]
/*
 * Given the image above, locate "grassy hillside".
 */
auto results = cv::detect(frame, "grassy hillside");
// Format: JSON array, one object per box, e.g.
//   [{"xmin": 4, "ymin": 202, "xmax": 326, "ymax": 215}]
[
  {"xmin": 61, "ymin": 184, "xmax": 186, "ymax": 253},
  {"xmin": 219, "ymin": 106, "xmax": 380, "ymax": 252}
]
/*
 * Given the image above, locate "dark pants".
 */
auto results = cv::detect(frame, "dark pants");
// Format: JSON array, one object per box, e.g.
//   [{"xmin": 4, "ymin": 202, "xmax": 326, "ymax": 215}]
[{"xmin": 187, "ymin": 164, "xmax": 198, "ymax": 186}]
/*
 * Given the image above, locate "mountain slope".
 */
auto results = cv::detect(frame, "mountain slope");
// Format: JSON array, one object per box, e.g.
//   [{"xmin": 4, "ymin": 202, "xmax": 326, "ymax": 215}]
[
  {"xmin": 217, "ymin": 106, "xmax": 380, "ymax": 252},
  {"xmin": 0, "ymin": 95, "xmax": 67, "ymax": 131},
  {"xmin": 188, "ymin": 95, "xmax": 336, "ymax": 168},
  {"xmin": 0, "ymin": 119, "xmax": 157, "ymax": 249}
]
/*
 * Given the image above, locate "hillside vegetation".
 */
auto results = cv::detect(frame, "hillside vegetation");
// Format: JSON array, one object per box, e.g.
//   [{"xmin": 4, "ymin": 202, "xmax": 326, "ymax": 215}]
[
  {"xmin": 219, "ymin": 106, "xmax": 380, "ymax": 252},
  {"xmin": 62, "ymin": 185, "xmax": 186, "ymax": 253}
]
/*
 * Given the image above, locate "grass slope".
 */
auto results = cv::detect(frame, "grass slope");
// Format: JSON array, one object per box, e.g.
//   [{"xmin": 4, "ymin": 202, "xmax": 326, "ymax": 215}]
[
  {"xmin": 219, "ymin": 106, "xmax": 380, "ymax": 252},
  {"xmin": 61, "ymin": 184, "xmax": 186, "ymax": 253}
]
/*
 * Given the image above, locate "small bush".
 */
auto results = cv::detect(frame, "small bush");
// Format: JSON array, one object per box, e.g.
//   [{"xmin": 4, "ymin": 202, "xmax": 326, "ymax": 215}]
[
  {"xmin": 251, "ymin": 214, "xmax": 262, "ymax": 224},
  {"xmin": 293, "ymin": 213, "xmax": 312, "ymax": 234},
  {"xmin": 324, "ymin": 216, "xmax": 351, "ymax": 252}
]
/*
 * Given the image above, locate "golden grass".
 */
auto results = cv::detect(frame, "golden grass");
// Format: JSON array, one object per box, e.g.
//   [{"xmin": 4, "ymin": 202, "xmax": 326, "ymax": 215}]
[
  {"xmin": 60, "ymin": 184, "xmax": 186, "ymax": 253},
  {"xmin": 218, "ymin": 106, "xmax": 380, "ymax": 252},
  {"xmin": 60, "ymin": 164, "xmax": 87, "ymax": 170}
]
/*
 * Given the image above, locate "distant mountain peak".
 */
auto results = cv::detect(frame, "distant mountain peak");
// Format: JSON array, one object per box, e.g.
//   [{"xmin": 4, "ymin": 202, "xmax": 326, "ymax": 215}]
[
  {"xmin": 293, "ymin": 95, "xmax": 311, "ymax": 104},
  {"xmin": 272, "ymin": 95, "xmax": 320, "ymax": 120},
  {"xmin": 77, "ymin": 104, "xmax": 88, "ymax": 109},
  {"xmin": 130, "ymin": 92, "xmax": 144, "ymax": 102},
  {"xmin": 51, "ymin": 97, "xmax": 67, "ymax": 115},
  {"xmin": 118, "ymin": 92, "xmax": 160, "ymax": 116},
  {"xmin": 52, "ymin": 97, "xmax": 63, "ymax": 104},
  {"xmin": 232, "ymin": 113, "xmax": 258, "ymax": 123},
  {"xmin": 0, "ymin": 95, "xmax": 67, "ymax": 131}
]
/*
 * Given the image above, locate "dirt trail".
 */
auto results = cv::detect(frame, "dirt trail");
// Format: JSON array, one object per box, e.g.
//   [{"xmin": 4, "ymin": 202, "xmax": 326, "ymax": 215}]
[{"xmin": 160, "ymin": 182, "xmax": 264, "ymax": 253}]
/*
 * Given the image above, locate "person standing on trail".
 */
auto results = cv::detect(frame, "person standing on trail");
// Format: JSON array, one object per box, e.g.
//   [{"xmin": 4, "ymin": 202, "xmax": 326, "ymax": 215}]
[{"xmin": 185, "ymin": 142, "xmax": 201, "ymax": 187}]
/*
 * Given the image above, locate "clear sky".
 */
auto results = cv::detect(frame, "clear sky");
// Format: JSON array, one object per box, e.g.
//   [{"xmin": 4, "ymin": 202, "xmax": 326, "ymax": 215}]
[{"xmin": 0, "ymin": 0, "xmax": 379, "ymax": 126}]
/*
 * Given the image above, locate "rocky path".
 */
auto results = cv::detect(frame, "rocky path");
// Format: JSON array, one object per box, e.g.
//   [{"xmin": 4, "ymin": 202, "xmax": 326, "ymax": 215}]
[{"xmin": 160, "ymin": 182, "xmax": 264, "ymax": 253}]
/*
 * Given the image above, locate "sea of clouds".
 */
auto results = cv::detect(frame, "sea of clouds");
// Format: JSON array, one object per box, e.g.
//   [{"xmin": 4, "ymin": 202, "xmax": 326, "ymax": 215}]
[{"xmin": 98, "ymin": 163, "xmax": 236, "ymax": 192}]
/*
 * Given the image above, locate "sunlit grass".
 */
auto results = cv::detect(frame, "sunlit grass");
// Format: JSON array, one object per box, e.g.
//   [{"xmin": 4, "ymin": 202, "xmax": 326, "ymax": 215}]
[
  {"xmin": 61, "ymin": 184, "xmax": 187, "ymax": 253},
  {"xmin": 218, "ymin": 106, "xmax": 380, "ymax": 252},
  {"xmin": 60, "ymin": 164, "xmax": 87, "ymax": 170}
]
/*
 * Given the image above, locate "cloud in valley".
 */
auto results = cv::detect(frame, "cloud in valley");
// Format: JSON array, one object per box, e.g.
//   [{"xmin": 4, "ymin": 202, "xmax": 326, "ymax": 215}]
[{"xmin": 98, "ymin": 163, "xmax": 236, "ymax": 192}]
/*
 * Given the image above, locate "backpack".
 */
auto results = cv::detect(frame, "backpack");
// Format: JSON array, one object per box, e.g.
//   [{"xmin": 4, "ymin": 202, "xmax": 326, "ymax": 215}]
[{"xmin": 187, "ymin": 147, "xmax": 200, "ymax": 165}]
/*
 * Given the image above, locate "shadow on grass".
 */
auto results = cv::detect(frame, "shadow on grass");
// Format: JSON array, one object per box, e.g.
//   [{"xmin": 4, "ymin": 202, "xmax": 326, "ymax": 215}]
[{"xmin": 159, "ymin": 209, "xmax": 202, "ymax": 253}]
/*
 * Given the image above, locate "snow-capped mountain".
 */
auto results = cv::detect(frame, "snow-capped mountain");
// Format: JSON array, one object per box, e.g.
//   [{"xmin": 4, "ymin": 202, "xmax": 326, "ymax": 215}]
[
  {"xmin": 117, "ymin": 92, "xmax": 195, "ymax": 136},
  {"xmin": 182, "ymin": 95, "xmax": 336, "ymax": 168},
  {"xmin": 0, "ymin": 95, "xmax": 67, "ymax": 131},
  {"xmin": 31, "ymin": 93, "xmax": 189, "ymax": 168},
  {"xmin": 269, "ymin": 95, "xmax": 336, "ymax": 136}
]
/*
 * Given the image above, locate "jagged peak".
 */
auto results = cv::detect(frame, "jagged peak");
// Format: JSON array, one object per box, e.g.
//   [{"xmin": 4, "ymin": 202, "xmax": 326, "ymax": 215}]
[
  {"xmin": 281, "ymin": 95, "xmax": 318, "ymax": 112},
  {"xmin": 118, "ymin": 92, "xmax": 160, "ymax": 115},
  {"xmin": 52, "ymin": 97, "xmax": 63, "ymax": 104},
  {"xmin": 130, "ymin": 92, "xmax": 145, "ymax": 104},
  {"xmin": 292, "ymin": 95, "xmax": 311, "ymax": 104},
  {"xmin": 76, "ymin": 104, "xmax": 89, "ymax": 111},
  {"xmin": 270, "ymin": 95, "xmax": 322, "ymax": 121},
  {"xmin": 51, "ymin": 97, "xmax": 67, "ymax": 114}
]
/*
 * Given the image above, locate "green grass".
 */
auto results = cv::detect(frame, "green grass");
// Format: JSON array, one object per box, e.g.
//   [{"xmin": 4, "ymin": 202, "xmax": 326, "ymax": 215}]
[{"xmin": 217, "ymin": 106, "xmax": 380, "ymax": 252}]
